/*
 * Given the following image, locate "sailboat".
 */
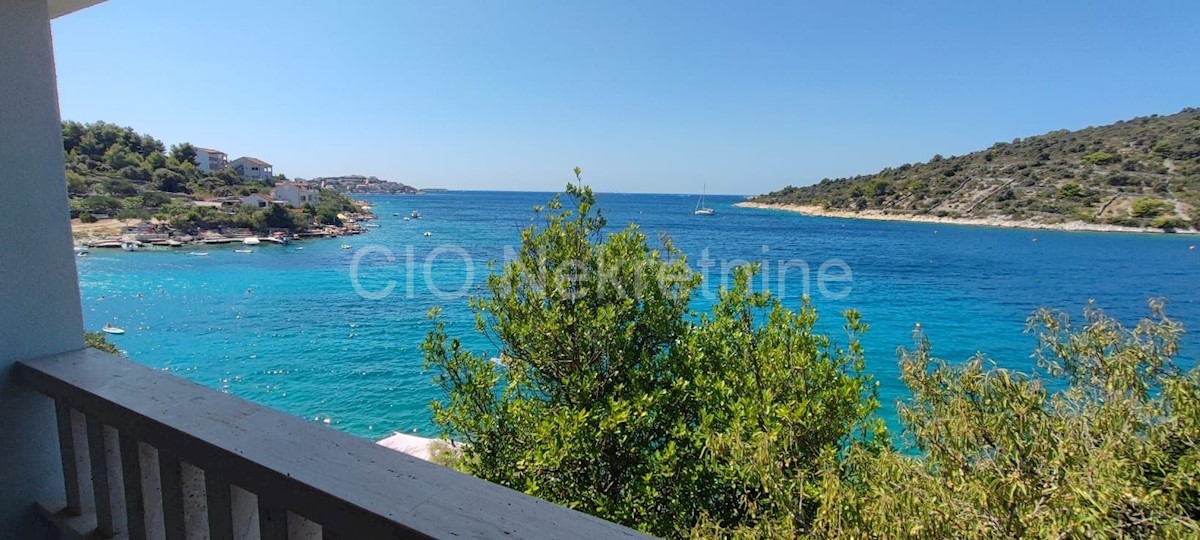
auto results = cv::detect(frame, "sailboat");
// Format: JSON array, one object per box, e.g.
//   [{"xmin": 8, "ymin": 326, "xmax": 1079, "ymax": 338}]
[{"xmin": 694, "ymin": 184, "xmax": 715, "ymax": 215}]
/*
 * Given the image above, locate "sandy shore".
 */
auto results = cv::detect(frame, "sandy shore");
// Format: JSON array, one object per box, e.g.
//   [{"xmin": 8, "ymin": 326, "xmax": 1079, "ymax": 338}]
[
  {"xmin": 71, "ymin": 218, "xmax": 136, "ymax": 240},
  {"xmin": 735, "ymin": 201, "xmax": 1198, "ymax": 235}
]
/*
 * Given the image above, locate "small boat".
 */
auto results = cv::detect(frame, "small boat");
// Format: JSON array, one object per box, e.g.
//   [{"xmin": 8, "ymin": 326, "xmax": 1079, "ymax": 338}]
[
  {"xmin": 121, "ymin": 240, "xmax": 140, "ymax": 251},
  {"xmin": 234, "ymin": 249, "xmax": 254, "ymax": 253},
  {"xmin": 411, "ymin": 210, "xmax": 421, "ymax": 219},
  {"xmin": 296, "ymin": 246, "xmax": 305, "ymax": 250},
  {"xmin": 74, "ymin": 246, "xmax": 89, "ymax": 254},
  {"xmin": 188, "ymin": 252, "xmax": 210, "ymax": 256},
  {"xmin": 242, "ymin": 237, "xmax": 261, "ymax": 245},
  {"xmin": 694, "ymin": 184, "xmax": 715, "ymax": 215},
  {"xmin": 364, "ymin": 223, "xmax": 381, "ymax": 228},
  {"xmin": 340, "ymin": 244, "xmax": 351, "ymax": 249},
  {"xmin": 393, "ymin": 213, "xmax": 399, "ymax": 217},
  {"xmin": 423, "ymin": 231, "xmax": 432, "ymax": 237},
  {"xmin": 101, "ymin": 324, "xmax": 125, "ymax": 335},
  {"xmin": 403, "ymin": 217, "xmax": 411, "ymax": 221}
]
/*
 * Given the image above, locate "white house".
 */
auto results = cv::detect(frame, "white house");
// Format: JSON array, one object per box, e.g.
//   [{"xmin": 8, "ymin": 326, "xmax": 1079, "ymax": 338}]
[
  {"xmin": 241, "ymin": 193, "xmax": 273, "ymax": 208},
  {"xmin": 270, "ymin": 182, "xmax": 318, "ymax": 207},
  {"xmin": 193, "ymin": 147, "xmax": 228, "ymax": 172},
  {"xmin": 230, "ymin": 156, "xmax": 273, "ymax": 181}
]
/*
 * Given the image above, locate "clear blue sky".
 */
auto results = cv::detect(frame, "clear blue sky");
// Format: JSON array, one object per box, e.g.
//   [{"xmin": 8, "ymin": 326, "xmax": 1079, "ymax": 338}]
[{"xmin": 51, "ymin": 0, "xmax": 1200, "ymax": 194}]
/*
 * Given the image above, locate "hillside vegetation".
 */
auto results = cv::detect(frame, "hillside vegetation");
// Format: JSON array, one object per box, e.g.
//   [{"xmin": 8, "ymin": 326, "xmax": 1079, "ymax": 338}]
[
  {"xmin": 752, "ymin": 108, "xmax": 1200, "ymax": 231},
  {"xmin": 62, "ymin": 121, "xmax": 357, "ymax": 234}
]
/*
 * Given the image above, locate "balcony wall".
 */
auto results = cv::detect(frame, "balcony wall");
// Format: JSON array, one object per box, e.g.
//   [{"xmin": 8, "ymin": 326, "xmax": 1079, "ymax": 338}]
[
  {"xmin": 0, "ymin": 0, "xmax": 86, "ymax": 536},
  {"xmin": 18, "ymin": 349, "xmax": 649, "ymax": 539}
]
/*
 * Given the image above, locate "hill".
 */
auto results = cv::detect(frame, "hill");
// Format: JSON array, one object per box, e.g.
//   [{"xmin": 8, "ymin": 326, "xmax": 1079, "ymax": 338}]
[
  {"xmin": 62, "ymin": 120, "xmax": 360, "ymax": 236},
  {"xmin": 307, "ymin": 175, "xmax": 421, "ymax": 194},
  {"xmin": 744, "ymin": 108, "xmax": 1200, "ymax": 232}
]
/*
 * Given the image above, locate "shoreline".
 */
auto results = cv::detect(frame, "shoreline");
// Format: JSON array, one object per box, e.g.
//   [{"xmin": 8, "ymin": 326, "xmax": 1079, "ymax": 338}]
[
  {"xmin": 735, "ymin": 201, "xmax": 1199, "ymax": 235},
  {"xmin": 72, "ymin": 200, "xmax": 379, "ymax": 248}
]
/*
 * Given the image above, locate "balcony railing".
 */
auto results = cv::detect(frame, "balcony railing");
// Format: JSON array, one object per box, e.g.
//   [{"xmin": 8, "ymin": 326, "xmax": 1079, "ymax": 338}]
[{"xmin": 16, "ymin": 348, "xmax": 649, "ymax": 539}]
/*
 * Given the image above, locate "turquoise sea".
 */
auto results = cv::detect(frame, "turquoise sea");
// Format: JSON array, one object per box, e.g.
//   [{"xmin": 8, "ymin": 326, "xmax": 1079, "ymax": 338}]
[{"xmin": 78, "ymin": 191, "xmax": 1200, "ymax": 439}]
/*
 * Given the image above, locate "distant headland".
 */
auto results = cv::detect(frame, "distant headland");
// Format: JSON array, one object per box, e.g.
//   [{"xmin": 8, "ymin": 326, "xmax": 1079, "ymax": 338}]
[{"xmin": 744, "ymin": 108, "xmax": 1199, "ymax": 234}]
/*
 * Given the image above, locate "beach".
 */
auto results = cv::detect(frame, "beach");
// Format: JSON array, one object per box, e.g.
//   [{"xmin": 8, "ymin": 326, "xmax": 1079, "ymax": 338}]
[{"xmin": 734, "ymin": 201, "xmax": 1199, "ymax": 235}]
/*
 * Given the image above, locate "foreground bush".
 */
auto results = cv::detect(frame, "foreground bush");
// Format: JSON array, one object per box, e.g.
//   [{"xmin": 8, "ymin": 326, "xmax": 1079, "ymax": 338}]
[
  {"xmin": 84, "ymin": 331, "xmax": 120, "ymax": 355},
  {"xmin": 810, "ymin": 301, "xmax": 1200, "ymax": 539},
  {"xmin": 423, "ymin": 179, "xmax": 878, "ymax": 537},
  {"xmin": 425, "ymin": 180, "xmax": 1199, "ymax": 538}
]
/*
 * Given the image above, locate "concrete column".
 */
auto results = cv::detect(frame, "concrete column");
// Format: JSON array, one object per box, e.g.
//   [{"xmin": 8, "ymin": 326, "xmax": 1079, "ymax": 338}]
[{"xmin": 0, "ymin": 0, "xmax": 86, "ymax": 536}]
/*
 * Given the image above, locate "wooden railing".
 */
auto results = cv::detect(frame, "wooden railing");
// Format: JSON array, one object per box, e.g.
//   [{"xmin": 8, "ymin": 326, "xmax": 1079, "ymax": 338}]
[{"xmin": 16, "ymin": 349, "xmax": 650, "ymax": 539}]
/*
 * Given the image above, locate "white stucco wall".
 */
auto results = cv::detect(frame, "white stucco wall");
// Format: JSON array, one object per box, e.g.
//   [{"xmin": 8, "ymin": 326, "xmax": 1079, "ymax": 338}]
[
  {"xmin": 194, "ymin": 149, "xmax": 213, "ymax": 172},
  {"xmin": 194, "ymin": 149, "xmax": 227, "ymax": 173},
  {"xmin": 270, "ymin": 184, "xmax": 315, "ymax": 207},
  {"xmin": 0, "ymin": 0, "xmax": 88, "ymax": 535}
]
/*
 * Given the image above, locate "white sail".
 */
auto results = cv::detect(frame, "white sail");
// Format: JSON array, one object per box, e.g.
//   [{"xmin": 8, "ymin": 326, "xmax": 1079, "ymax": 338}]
[{"xmin": 694, "ymin": 184, "xmax": 715, "ymax": 215}]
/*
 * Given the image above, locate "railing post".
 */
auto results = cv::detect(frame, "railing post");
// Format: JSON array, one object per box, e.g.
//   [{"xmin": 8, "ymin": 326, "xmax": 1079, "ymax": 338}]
[
  {"xmin": 258, "ymin": 502, "xmax": 288, "ymax": 540},
  {"xmin": 54, "ymin": 402, "xmax": 83, "ymax": 516},
  {"xmin": 119, "ymin": 436, "xmax": 147, "ymax": 540},
  {"xmin": 159, "ymin": 454, "xmax": 186, "ymax": 540},
  {"xmin": 205, "ymin": 473, "xmax": 234, "ymax": 540},
  {"xmin": 85, "ymin": 416, "xmax": 115, "ymax": 537}
]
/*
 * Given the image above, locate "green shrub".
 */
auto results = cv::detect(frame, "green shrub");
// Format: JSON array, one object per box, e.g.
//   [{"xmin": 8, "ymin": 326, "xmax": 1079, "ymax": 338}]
[
  {"xmin": 1082, "ymin": 151, "xmax": 1120, "ymax": 165},
  {"xmin": 423, "ymin": 178, "xmax": 878, "ymax": 537},
  {"xmin": 1151, "ymin": 216, "xmax": 1186, "ymax": 230},
  {"xmin": 84, "ymin": 331, "xmax": 119, "ymax": 354},
  {"xmin": 1132, "ymin": 198, "xmax": 1174, "ymax": 218},
  {"xmin": 810, "ymin": 302, "xmax": 1200, "ymax": 539}
]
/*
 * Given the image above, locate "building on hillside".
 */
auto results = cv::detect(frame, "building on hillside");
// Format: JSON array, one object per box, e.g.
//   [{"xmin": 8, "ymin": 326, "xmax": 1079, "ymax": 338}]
[
  {"xmin": 193, "ymin": 147, "xmax": 228, "ymax": 172},
  {"xmin": 241, "ymin": 193, "xmax": 274, "ymax": 209},
  {"xmin": 270, "ymin": 182, "xmax": 318, "ymax": 207},
  {"xmin": 214, "ymin": 196, "xmax": 244, "ymax": 208},
  {"xmin": 230, "ymin": 156, "xmax": 273, "ymax": 181}
]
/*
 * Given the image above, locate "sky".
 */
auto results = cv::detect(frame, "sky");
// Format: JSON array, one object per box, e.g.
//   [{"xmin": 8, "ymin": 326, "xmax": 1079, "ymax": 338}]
[{"xmin": 50, "ymin": 1, "xmax": 1200, "ymax": 194}]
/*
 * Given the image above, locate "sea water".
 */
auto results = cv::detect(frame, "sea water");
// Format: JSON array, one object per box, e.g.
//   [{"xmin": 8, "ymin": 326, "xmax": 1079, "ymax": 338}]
[{"xmin": 77, "ymin": 191, "xmax": 1200, "ymax": 438}]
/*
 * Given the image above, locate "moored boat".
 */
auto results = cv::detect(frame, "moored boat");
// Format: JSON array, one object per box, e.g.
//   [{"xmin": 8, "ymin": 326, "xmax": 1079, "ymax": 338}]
[
  {"xmin": 694, "ymin": 184, "xmax": 715, "ymax": 215},
  {"xmin": 101, "ymin": 323, "xmax": 125, "ymax": 335}
]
